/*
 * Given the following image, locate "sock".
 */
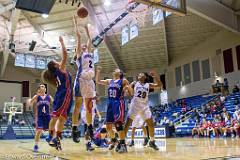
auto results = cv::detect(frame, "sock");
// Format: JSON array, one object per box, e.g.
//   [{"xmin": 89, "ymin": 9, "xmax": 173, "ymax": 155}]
[
  {"xmin": 119, "ymin": 140, "xmax": 125, "ymax": 144},
  {"xmin": 150, "ymin": 137, "xmax": 154, "ymax": 141},
  {"xmin": 87, "ymin": 124, "xmax": 94, "ymax": 138},
  {"xmin": 49, "ymin": 130, "xmax": 54, "ymax": 136},
  {"xmin": 111, "ymin": 138, "xmax": 117, "ymax": 143},
  {"xmin": 56, "ymin": 131, "xmax": 62, "ymax": 139},
  {"xmin": 72, "ymin": 126, "xmax": 78, "ymax": 131}
]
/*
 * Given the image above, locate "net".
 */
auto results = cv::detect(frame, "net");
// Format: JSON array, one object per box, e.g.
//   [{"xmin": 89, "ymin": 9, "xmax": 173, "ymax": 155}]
[{"xmin": 126, "ymin": 0, "xmax": 152, "ymax": 27}]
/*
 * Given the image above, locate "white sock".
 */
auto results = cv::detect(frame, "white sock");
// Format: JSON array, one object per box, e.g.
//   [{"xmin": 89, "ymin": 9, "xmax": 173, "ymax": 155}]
[{"xmin": 150, "ymin": 137, "xmax": 154, "ymax": 141}]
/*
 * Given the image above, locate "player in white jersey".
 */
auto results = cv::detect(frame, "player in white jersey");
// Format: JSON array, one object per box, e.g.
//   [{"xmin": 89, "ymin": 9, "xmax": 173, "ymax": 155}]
[{"xmin": 124, "ymin": 70, "xmax": 162, "ymax": 150}]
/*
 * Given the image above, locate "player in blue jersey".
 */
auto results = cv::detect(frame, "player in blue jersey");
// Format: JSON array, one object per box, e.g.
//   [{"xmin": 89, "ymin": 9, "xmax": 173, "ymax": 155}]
[
  {"xmin": 96, "ymin": 66, "xmax": 132, "ymax": 153},
  {"xmin": 42, "ymin": 36, "xmax": 73, "ymax": 150},
  {"xmin": 71, "ymin": 15, "xmax": 83, "ymax": 143},
  {"xmin": 30, "ymin": 84, "xmax": 53, "ymax": 152}
]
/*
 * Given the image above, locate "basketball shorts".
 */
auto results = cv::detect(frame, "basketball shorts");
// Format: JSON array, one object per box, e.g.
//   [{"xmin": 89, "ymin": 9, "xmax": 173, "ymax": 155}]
[
  {"xmin": 52, "ymin": 89, "xmax": 73, "ymax": 119},
  {"xmin": 132, "ymin": 115, "xmax": 144, "ymax": 128},
  {"xmin": 79, "ymin": 78, "xmax": 95, "ymax": 98},
  {"xmin": 73, "ymin": 77, "xmax": 81, "ymax": 97},
  {"xmin": 106, "ymin": 99, "xmax": 125, "ymax": 123},
  {"xmin": 128, "ymin": 98, "xmax": 152, "ymax": 121},
  {"xmin": 36, "ymin": 115, "xmax": 51, "ymax": 130}
]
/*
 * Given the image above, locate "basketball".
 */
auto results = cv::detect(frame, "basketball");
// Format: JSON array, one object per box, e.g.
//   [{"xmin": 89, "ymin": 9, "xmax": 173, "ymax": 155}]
[{"xmin": 77, "ymin": 7, "xmax": 88, "ymax": 18}]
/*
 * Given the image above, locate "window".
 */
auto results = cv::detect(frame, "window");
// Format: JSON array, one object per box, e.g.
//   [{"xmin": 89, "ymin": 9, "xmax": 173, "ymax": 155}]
[
  {"xmin": 153, "ymin": 9, "xmax": 163, "ymax": 25},
  {"xmin": 175, "ymin": 66, "xmax": 182, "ymax": 87},
  {"xmin": 223, "ymin": 48, "xmax": 234, "ymax": 73},
  {"xmin": 183, "ymin": 63, "xmax": 191, "ymax": 84},
  {"xmin": 192, "ymin": 60, "xmax": 200, "ymax": 82},
  {"xmin": 236, "ymin": 45, "xmax": 240, "ymax": 70},
  {"xmin": 202, "ymin": 59, "xmax": 210, "ymax": 79},
  {"xmin": 121, "ymin": 26, "xmax": 129, "ymax": 45},
  {"xmin": 130, "ymin": 24, "xmax": 139, "ymax": 40}
]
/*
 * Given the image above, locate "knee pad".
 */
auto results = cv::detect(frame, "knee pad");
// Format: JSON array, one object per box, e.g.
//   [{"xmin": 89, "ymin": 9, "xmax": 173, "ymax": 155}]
[{"xmin": 115, "ymin": 123, "xmax": 123, "ymax": 132}]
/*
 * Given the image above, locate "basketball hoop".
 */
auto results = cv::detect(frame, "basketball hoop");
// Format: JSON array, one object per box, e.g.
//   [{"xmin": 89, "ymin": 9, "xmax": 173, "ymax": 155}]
[
  {"xmin": 125, "ymin": 1, "xmax": 152, "ymax": 27},
  {"xmin": 4, "ymin": 102, "xmax": 23, "ymax": 125}
]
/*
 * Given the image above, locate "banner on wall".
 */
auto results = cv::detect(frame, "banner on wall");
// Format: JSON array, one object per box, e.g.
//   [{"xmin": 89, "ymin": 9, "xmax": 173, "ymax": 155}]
[{"xmin": 127, "ymin": 126, "xmax": 168, "ymax": 138}]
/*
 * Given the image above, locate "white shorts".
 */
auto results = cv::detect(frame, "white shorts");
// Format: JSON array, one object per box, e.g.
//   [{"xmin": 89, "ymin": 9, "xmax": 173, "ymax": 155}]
[
  {"xmin": 128, "ymin": 98, "xmax": 152, "ymax": 121},
  {"xmin": 132, "ymin": 115, "xmax": 144, "ymax": 128},
  {"xmin": 79, "ymin": 78, "xmax": 95, "ymax": 98}
]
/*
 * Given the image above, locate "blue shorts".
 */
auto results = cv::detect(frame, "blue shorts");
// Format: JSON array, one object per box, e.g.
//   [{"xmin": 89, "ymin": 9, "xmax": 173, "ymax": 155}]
[
  {"xmin": 36, "ymin": 115, "xmax": 50, "ymax": 130},
  {"xmin": 53, "ymin": 89, "xmax": 73, "ymax": 119},
  {"xmin": 74, "ymin": 78, "xmax": 81, "ymax": 97},
  {"xmin": 106, "ymin": 99, "xmax": 125, "ymax": 123}
]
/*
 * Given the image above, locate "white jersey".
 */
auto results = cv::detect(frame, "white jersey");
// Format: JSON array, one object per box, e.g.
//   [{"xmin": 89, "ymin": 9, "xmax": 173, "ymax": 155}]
[
  {"xmin": 81, "ymin": 51, "xmax": 94, "ymax": 73},
  {"xmin": 133, "ymin": 82, "xmax": 149, "ymax": 103}
]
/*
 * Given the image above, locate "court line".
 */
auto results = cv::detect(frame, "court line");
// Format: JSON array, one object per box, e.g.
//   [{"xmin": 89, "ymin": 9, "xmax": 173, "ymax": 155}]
[
  {"xmin": 18, "ymin": 146, "xmax": 70, "ymax": 160},
  {"xmin": 201, "ymin": 155, "xmax": 240, "ymax": 160}
]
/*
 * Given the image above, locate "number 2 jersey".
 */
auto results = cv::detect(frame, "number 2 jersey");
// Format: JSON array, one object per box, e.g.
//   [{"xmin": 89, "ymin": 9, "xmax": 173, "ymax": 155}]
[
  {"xmin": 80, "ymin": 51, "xmax": 94, "ymax": 80},
  {"xmin": 36, "ymin": 95, "xmax": 51, "ymax": 116},
  {"xmin": 133, "ymin": 81, "xmax": 150, "ymax": 104}
]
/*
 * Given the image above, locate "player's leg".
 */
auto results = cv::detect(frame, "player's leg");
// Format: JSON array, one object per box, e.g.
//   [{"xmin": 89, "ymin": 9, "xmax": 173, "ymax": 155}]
[
  {"xmin": 114, "ymin": 100, "xmax": 127, "ymax": 153},
  {"xmin": 34, "ymin": 129, "xmax": 42, "ymax": 152},
  {"xmin": 129, "ymin": 127, "xmax": 136, "ymax": 147},
  {"xmin": 106, "ymin": 102, "xmax": 118, "ymax": 150},
  {"xmin": 46, "ymin": 117, "xmax": 57, "ymax": 143},
  {"xmin": 72, "ymin": 97, "xmax": 82, "ymax": 142},
  {"xmin": 72, "ymin": 80, "xmax": 82, "ymax": 143},
  {"xmin": 141, "ymin": 104, "xmax": 158, "ymax": 150},
  {"xmin": 85, "ymin": 98, "xmax": 94, "ymax": 139}
]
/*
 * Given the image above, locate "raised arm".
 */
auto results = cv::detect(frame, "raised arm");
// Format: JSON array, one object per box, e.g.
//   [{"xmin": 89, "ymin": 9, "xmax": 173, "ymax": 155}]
[
  {"xmin": 123, "ymin": 79, "xmax": 134, "ymax": 96},
  {"xmin": 85, "ymin": 25, "xmax": 92, "ymax": 52},
  {"xmin": 59, "ymin": 36, "xmax": 67, "ymax": 71},
  {"xmin": 96, "ymin": 66, "xmax": 110, "ymax": 86},
  {"xmin": 149, "ymin": 70, "xmax": 162, "ymax": 89},
  {"xmin": 73, "ymin": 15, "xmax": 82, "ymax": 59}
]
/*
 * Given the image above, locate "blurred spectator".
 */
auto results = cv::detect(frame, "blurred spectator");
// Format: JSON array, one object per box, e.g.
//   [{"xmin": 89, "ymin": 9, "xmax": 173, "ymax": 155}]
[
  {"xmin": 232, "ymin": 85, "xmax": 240, "ymax": 93},
  {"xmin": 191, "ymin": 109, "xmax": 200, "ymax": 122},
  {"xmin": 223, "ymin": 78, "xmax": 229, "ymax": 94},
  {"xmin": 2, "ymin": 114, "xmax": 7, "ymax": 123},
  {"xmin": 221, "ymin": 108, "xmax": 230, "ymax": 121},
  {"xmin": 161, "ymin": 116, "xmax": 170, "ymax": 125},
  {"xmin": 233, "ymin": 106, "xmax": 240, "ymax": 120},
  {"xmin": 234, "ymin": 98, "xmax": 239, "ymax": 105},
  {"xmin": 220, "ymin": 95, "xmax": 226, "ymax": 103},
  {"xmin": 15, "ymin": 117, "xmax": 19, "ymax": 125},
  {"xmin": 213, "ymin": 80, "xmax": 222, "ymax": 93},
  {"xmin": 19, "ymin": 119, "xmax": 26, "ymax": 126}
]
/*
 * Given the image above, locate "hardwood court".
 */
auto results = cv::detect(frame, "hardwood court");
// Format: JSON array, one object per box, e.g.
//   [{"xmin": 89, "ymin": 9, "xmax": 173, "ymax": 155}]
[{"xmin": 0, "ymin": 138, "xmax": 240, "ymax": 160}]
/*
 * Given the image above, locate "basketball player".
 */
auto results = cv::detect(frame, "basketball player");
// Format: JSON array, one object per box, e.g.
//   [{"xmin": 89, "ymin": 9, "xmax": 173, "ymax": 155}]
[
  {"xmin": 30, "ymin": 84, "xmax": 53, "ymax": 152},
  {"xmin": 96, "ymin": 66, "xmax": 132, "ymax": 153},
  {"xmin": 124, "ymin": 71, "xmax": 162, "ymax": 150},
  {"xmin": 71, "ymin": 15, "xmax": 83, "ymax": 143},
  {"xmin": 42, "ymin": 36, "xmax": 73, "ymax": 150}
]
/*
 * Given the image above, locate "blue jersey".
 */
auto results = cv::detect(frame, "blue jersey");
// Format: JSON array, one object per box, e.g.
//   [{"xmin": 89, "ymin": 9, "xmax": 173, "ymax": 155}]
[
  {"xmin": 54, "ymin": 68, "xmax": 72, "ymax": 92},
  {"xmin": 108, "ymin": 79, "xmax": 123, "ymax": 100},
  {"xmin": 36, "ymin": 95, "xmax": 51, "ymax": 116}
]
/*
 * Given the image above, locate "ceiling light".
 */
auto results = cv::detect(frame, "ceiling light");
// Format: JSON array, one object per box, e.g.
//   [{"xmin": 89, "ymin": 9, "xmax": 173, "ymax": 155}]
[
  {"xmin": 104, "ymin": 0, "xmax": 111, "ymax": 6},
  {"xmin": 42, "ymin": 14, "xmax": 49, "ymax": 19}
]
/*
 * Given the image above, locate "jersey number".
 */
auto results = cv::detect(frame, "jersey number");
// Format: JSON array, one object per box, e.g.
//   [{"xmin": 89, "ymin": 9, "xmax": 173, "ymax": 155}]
[
  {"xmin": 89, "ymin": 60, "xmax": 93, "ymax": 68},
  {"xmin": 42, "ymin": 106, "xmax": 46, "ymax": 113},
  {"xmin": 109, "ymin": 89, "xmax": 117, "ymax": 98},
  {"xmin": 137, "ymin": 91, "xmax": 147, "ymax": 99}
]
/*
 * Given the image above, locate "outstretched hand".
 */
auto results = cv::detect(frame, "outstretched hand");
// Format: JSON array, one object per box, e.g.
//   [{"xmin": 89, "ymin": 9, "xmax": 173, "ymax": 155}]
[{"xmin": 59, "ymin": 36, "xmax": 64, "ymax": 43}]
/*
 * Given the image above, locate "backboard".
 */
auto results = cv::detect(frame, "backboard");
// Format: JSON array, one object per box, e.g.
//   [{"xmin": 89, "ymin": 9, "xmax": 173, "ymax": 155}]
[
  {"xmin": 4, "ymin": 102, "xmax": 23, "ymax": 114},
  {"xmin": 132, "ymin": 0, "xmax": 187, "ymax": 16}
]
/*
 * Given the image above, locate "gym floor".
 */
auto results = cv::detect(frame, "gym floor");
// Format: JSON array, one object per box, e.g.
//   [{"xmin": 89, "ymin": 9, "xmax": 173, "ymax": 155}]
[{"xmin": 0, "ymin": 138, "xmax": 240, "ymax": 160}]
